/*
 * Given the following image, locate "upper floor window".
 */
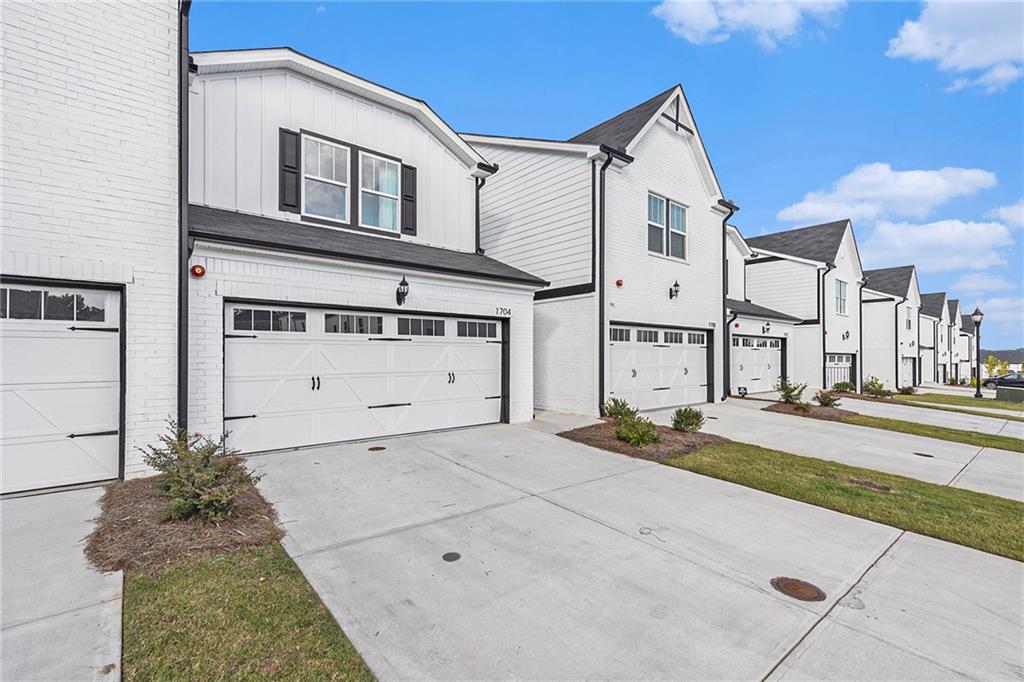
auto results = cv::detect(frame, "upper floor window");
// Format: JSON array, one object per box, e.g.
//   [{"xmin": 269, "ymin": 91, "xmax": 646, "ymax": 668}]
[
  {"xmin": 835, "ymin": 280, "xmax": 848, "ymax": 315},
  {"xmin": 360, "ymin": 152, "xmax": 400, "ymax": 231},
  {"xmin": 647, "ymin": 193, "xmax": 687, "ymax": 259},
  {"xmin": 906, "ymin": 307, "xmax": 912, "ymax": 330},
  {"xmin": 303, "ymin": 136, "xmax": 350, "ymax": 222}
]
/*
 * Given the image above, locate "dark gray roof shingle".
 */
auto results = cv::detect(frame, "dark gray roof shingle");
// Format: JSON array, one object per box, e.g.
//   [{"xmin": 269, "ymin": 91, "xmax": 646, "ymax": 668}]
[
  {"xmin": 920, "ymin": 292, "xmax": 947, "ymax": 318},
  {"xmin": 961, "ymin": 314, "xmax": 975, "ymax": 335},
  {"xmin": 948, "ymin": 299, "xmax": 960, "ymax": 318},
  {"xmin": 189, "ymin": 205, "xmax": 548, "ymax": 287},
  {"xmin": 863, "ymin": 265, "xmax": 914, "ymax": 297},
  {"xmin": 745, "ymin": 220, "xmax": 849, "ymax": 264},
  {"xmin": 726, "ymin": 298, "xmax": 801, "ymax": 322},
  {"xmin": 567, "ymin": 86, "xmax": 677, "ymax": 149}
]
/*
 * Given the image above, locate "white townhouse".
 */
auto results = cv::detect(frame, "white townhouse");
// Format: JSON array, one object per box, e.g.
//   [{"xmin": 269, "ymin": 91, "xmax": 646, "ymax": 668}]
[
  {"xmin": 186, "ymin": 49, "xmax": 546, "ymax": 453},
  {"xmin": 861, "ymin": 266, "xmax": 922, "ymax": 389},
  {"xmin": 724, "ymin": 225, "xmax": 799, "ymax": 395},
  {"xmin": 958, "ymin": 313, "xmax": 977, "ymax": 381},
  {"xmin": 1, "ymin": 1, "xmax": 184, "ymax": 494},
  {"xmin": 744, "ymin": 221, "xmax": 865, "ymax": 391},
  {"xmin": 947, "ymin": 299, "xmax": 963, "ymax": 382},
  {"xmin": 919, "ymin": 292, "xmax": 950, "ymax": 384},
  {"xmin": 464, "ymin": 86, "xmax": 735, "ymax": 416}
]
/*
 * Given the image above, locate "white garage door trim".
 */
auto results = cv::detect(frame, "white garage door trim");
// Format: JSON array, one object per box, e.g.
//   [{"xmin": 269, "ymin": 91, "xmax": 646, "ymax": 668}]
[
  {"xmin": 730, "ymin": 335, "xmax": 785, "ymax": 396},
  {"xmin": 1, "ymin": 278, "xmax": 125, "ymax": 496},
  {"xmin": 223, "ymin": 299, "xmax": 509, "ymax": 454},
  {"xmin": 607, "ymin": 321, "xmax": 712, "ymax": 412}
]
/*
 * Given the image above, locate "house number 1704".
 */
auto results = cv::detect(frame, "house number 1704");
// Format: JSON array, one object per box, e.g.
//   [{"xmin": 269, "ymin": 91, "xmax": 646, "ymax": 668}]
[{"xmin": 495, "ymin": 307, "xmax": 512, "ymax": 317}]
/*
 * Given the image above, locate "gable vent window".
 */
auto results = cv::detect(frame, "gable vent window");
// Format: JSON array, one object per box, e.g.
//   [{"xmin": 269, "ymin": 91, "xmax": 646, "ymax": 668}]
[
  {"xmin": 398, "ymin": 317, "xmax": 445, "ymax": 337},
  {"xmin": 360, "ymin": 152, "xmax": 401, "ymax": 231},
  {"xmin": 647, "ymin": 193, "xmax": 687, "ymax": 259},
  {"xmin": 325, "ymin": 314, "xmax": 382, "ymax": 335},
  {"xmin": 637, "ymin": 329, "xmax": 659, "ymax": 343},
  {"xmin": 457, "ymin": 321, "xmax": 497, "ymax": 338},
  {"xmin": 610, "ymin": 327, "xmax": 630, "ymax": 342},
  {"xmin": 234, "ymin": 309, "xmax": 306, "ymax": 332},
  {"xmin": 303, "ymin": 136, "xmax": 350, "ymax": 222}
]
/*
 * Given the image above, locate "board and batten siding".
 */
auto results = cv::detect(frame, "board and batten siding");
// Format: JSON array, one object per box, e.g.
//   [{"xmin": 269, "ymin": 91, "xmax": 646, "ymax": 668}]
[
  {"xmin": 725, "ymin": 234, "xmax": 746, "ymax": 300},
  {"xmin": 745, "ymin": 259, "xmax": 818, "ymax": 321},
  {"xmin": 475, "ymin": 144, "xmax": 593, "ymax": 289},
  {"xmin": 189, "ymin": 71, "xmax": 477, "ymax": 253}
]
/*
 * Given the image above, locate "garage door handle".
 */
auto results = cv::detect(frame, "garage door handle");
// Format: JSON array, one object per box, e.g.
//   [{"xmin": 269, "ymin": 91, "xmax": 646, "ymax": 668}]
[
  {"xmin": 67, "ymin": 326, "xmax": 119, "ymax": 333},
  {"xmin": 369, "ymin": 337, "xmax": 411, "ymax": 342},
  {"xmin": 67, "ymin": 430, "xmax": 118, "ymax": 438},
  {"xmin": 653, "ymin": 387, "xmax": 670, "ymax": 391},
  {"xmin": 368, "ymin": 402, "xmax": 411, "ymax": 409},
  {"xmin": 224, "ymin": 333, "xmax": 257, "ymax": 339}
]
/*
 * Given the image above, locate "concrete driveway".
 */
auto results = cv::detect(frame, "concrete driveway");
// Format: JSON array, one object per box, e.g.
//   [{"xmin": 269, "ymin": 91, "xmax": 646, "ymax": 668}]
[
  {"xmin": 1, "ymin": 487, "xmax": 122, "ymax": 681},
  {"xmin": 841, "ymin": 395, "xmax": 1024, "ymax": 439},
  {"xmin": 653, "ymin": 399, "xmax": 1024, "ymax": 502},
  {"xmin": 251, "ymin": 421, "xmax": 1023, "ymax": 680}
]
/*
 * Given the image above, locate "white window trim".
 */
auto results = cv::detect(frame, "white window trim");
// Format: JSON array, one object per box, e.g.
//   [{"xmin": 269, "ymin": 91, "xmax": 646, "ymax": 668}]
[
  {"xmin": 300, "ymin": 133, "xmax": 351, "ymax": 225},
  {"xmin": 647, "ymin": 192, "xmax": 688, "ymax": 262},
  {"xmin": 835, "ymin": 279, "xmax": 848, "ymax": 316},
  {"xmin": 358, "ymin": 150, "xmax": 402, "ymax": 232}
]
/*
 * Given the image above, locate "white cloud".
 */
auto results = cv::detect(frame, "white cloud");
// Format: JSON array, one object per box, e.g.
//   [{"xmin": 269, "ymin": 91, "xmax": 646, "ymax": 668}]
[
  {"xmin": 976, "ymin": 296, "xmax": 1024, "ymax": 342},
  {"xmin": 948, "ymin": 272, "xmax": 1018, "ymax": 295},
  {"xmin": 987, "ymin": 199, "xmax": 1024, "ymax": 230},
  {"xmin": 887, "ymin": 1, "xmax": 1024, "ymax": 93},
  {"xmin": 652, "ymin": 0, "xmax": 845, "ymax": 49},
  {"xmin": 861, "ymin": 219, "xmax": 1014, "ymax": 273},
  {"xmin": 777, "ymin": 163, "xmax": 997, "ymax": 224}
]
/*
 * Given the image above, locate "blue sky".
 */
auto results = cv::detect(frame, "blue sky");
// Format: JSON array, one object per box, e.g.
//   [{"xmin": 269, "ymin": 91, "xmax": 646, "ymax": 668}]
[{"xmin": 192, "ymin": 1, "xmax": 1023, "ymax": 348}]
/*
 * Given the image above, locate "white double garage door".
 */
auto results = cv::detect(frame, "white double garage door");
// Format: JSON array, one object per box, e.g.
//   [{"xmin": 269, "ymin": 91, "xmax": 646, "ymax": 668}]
[
  {"xmin": 225, "ymin": 303, "xmax": 505, "ymax": 453},
  {"xmin": 730, "ymin": 335, "xmax": 783, "ymax": 395},
  {"xmin": 608, "ymin": 324, "xmax": 709, "ymax": 411}
]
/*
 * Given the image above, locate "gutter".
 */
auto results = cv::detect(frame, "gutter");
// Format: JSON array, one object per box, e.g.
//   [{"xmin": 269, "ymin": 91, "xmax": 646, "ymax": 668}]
[
  {"xmin": 894, "ymin": 295, "xmax": 906, "ymax": 387},
  {"xmin": 177, "ymin": 0, "xmax": 192, "ymax": 428},
  {"xmin": 819, "ymin": 262, "xmax": 835, "ymax": 389},
  {"xmin": 717, "ymin": 198, "xmax": 738, "ymax": 401}
]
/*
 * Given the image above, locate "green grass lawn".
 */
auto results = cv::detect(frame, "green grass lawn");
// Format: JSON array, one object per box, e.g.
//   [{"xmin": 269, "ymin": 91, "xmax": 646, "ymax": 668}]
[
  {"xmin": 881, "ymin": 399, "xmax": 1024, "ymax": 424},
  {"xmin": 894, "ymin": 392, "xmax": 1024, "ymax": 413},
  {"xmin": 124, "ymin": 544, "xmax": 374, "ymax": 681},
  {"xmin": 838, "ymin": 414, "xmax": 1024, "ymax": 453},
  {"xmin": 669, "ymin": 442, "xmax": 1024, "ymax": 561}
]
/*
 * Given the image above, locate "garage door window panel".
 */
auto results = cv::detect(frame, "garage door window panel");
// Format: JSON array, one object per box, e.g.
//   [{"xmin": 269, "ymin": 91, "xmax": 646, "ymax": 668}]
[{"xmin": 325, "ymin": 313, "xmax": 382, "ymax": 335}]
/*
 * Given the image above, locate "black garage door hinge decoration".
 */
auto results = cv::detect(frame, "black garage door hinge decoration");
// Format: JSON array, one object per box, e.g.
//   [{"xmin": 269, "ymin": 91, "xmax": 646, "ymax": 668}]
[
  {"xmin": 224, "ymin": 333, "xmax": 258, "ymax": 339},
  {"xmin": 67, "ymin": 429, "xmax": 119, "ymax": 438},
  {"xmin": 368, "ymin": 402, "xmax": 412, "ymax": 410},
  {"xmin": 369, "ymin": 337, "xmax": 412, "ymax": 342},
  {"xmin": 224, "ymin": 414, "xmax": 258, "ymax": 421},
  {"xmin": 68, "ymin": 326, "xmax": 119, "ymax": 333}
]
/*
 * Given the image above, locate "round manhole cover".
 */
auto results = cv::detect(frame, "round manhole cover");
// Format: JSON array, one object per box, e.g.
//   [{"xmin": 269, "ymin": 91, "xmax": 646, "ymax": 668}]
[
  {"xmin": 771, "ymin": 577, "xmax": 826, "ymax": 602},
  {"xmin": 368, "ymin": 446, "xmax": 386, "ymax": 452},
  {"xmin": 442, "ymin": 552, "xmax": 461, "ymax": 562}
]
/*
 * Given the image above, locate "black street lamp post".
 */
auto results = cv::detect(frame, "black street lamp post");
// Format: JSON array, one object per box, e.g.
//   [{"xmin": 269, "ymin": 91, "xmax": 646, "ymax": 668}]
[{"xmin": 971, "ymin": 307, "xmax": 984, "ymax": 398}]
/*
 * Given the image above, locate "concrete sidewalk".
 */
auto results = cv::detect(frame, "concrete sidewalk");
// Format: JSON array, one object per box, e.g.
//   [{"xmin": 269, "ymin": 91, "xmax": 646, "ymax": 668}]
[
  {"xmin": 649, "ymin": 399, "xmax": 1023, "ymax": 501},
  {"xmin": 841, "ymin": 394, "xmax": 1024, "ymax": 439},
  {"xmin": 1, "ymin": 487, "xmax": 122, "ymax": 681}
]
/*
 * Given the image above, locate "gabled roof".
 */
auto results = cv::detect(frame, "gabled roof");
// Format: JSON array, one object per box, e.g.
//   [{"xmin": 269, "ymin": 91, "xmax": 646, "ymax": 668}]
[
  {"xmin": 863, "ymin": 266, "xmax": 915, "ymax": 298},
  {"xmin": 191, "ymin": 48, "xmax": 490, "ymax": 171},
  {"xmin": 726, "ymin": 298, "xmax": 801, "ymax": 323},
  {"xmin": 568, "ymin": 86, "xmax": 678, "ymax": 150},
  {"xmin": 189, "ymin": 205, "xmax": 547, "ymax": 287},
  {"xmin": 726, "ymin": 225, "xmax": 752, "ymax": 258},
  {"xmin": 920, "ymin": 292, "xmax": 947, "ymax": 319},
  {"xmin": 948, "ymin": 299, "xmax": 960, "ymax": 318},
  {"xmin": 746, "ymin": 220, "xmax": 850, "ymax": 265},
  {"xmin": 961, "ymin": 315, "xmax": 975, "ymax": 335}
]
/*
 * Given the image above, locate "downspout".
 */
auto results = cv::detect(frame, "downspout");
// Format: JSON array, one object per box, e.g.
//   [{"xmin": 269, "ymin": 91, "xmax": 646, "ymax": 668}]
[
  {"xmin": 724, "ymin": 308, "xmax": 739, "ymax": 396},
  {"xmin": 717, "ymin": 199, "xmax": 738, "ymax": 401},
  {"xmin": 177, "ymin": 0, "xmax": 192, "ymax": 428},
  {"xmin": 894, "ymin": 295, "xmax": 906, "ymax": 387},
  {"xmin": 819, "ymin": 263, "xmax": 835, "ymax": 389},
  {"xmin": 474, "ymin": 161, "xmax": 498, "ymax": 255},
  {"xmin": 857, "ymin": 279, "xmax": 864, "ymax": 391},
  {"xmin": 596, "ymin": 145, "xmax": 632, "ymax": 415}
]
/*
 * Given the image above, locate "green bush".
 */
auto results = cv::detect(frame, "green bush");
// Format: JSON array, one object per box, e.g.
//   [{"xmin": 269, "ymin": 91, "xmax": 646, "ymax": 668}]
[
  {"xmin": 863, "ymin": 375, "xmax": 893, "ymax": 398},
  {"xmin": 141, "ymin": 421, "xmax": 261, "ymax": 523},
  {"xmin": 813, "ymin": 389, "xmax": 841, "ymax": 408},
  {"xmin": 671, "ymin": 406, "xmax": 705, "ymax": 433},
  {"xmin": 832, "ymin": 381, "xmax": 856, "ymax": 393},
  {"xmin": 603, "ymin": 398, "xmax": 638, "ymax": 421},
  {"xmin": 898, "ymin": 385, "xmax": 917, "ymax": 395},
  {"xmin": 615, "ymin": 416, "xmax": 661, "ymax": 447},
  {"xmin": 776, "ymin": 377, "xmax": 808, "ymax": 405}
]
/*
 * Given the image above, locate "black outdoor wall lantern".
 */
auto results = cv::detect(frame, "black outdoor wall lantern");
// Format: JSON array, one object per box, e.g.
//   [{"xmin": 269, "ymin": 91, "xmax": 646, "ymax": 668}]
[
  {"xmin": 396, "ymin": 276, "xmax": 410, "ymax": 306},
  {"xmin": 669, "ymin": 280, "xmax": 681, "ymax": 299},
  {"xmin": 762, "ymin": 321, "xmax": 772, "ymax": 335}
]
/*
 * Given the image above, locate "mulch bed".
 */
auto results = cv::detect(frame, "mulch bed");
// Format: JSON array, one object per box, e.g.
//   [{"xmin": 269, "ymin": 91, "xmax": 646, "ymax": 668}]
[
  {"xmin": 86, "ymin": 476, "xmax": 283, "ymax": 574},
  {"xmin": 764, "ymin": 402, "xmax": 857, "ymax": 422},
  {"xmin": 559, "ymin": 419, "xmax": 727, "ymax": 463}
]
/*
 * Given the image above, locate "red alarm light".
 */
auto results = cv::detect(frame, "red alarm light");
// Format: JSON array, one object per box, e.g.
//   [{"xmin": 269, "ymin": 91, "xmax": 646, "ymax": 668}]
[
  {"xmin": 734, "ymin": 322, "xmax": 740, "ymax": 328},
  {"xmin": 615, "ymin": 279, "xmax": 624, "ymax": 288},
  {"xmin": 190, "ymin": 264, "xmax": 206, "ymax": 278}
]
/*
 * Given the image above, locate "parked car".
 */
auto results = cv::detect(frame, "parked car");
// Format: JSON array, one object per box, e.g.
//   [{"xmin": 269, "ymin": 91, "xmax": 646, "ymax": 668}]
[{"xmin": 983, "ymin": 373, "xmax": 1024, "ymax": 389}]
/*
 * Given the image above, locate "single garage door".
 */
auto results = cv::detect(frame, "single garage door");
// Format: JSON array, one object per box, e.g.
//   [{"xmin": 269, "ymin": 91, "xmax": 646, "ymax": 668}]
[
  {"xmin": 825, "ymin": 353, "xmax": 854, "ymax": 388},
  {"xmin": 224, "ymin": 304, "xmax": 504, "ymax": 453},
  {"xmin": 731, "ymin": 336, "xmax": 782, "ymax": 395},
  {"xmin": 608, "ymin": 325, "xmax": 708, "ymax": 411},
  {"xmin": 901, "ymin": 357, "xmax": 916, "ymax": 387},
  {"xmin": 1, "ymin": 284, "xmax": 121, "ymax": 494},
  {"xmin": 920, "ymin": 348, "xmax": 935, "ymax": 383}
]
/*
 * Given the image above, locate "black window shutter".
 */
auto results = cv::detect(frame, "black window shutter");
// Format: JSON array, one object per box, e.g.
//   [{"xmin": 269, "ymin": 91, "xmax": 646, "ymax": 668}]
[
  {"xmin": 279, "ymin": 129, "xmax": 301, "ymax": 214},
  {"xmin": 400, "ymin": 164, "xmax": 417, "ymax": 235}
]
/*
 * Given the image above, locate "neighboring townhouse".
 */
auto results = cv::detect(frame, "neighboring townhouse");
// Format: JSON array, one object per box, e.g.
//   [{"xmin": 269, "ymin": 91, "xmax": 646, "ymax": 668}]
[
  {"xmin": 1, "ymin": 1, "xmax": 183, "ymax": 494},
  {"xmin": 919, "ymin": 292, "xmax": 950, "ymax": 383},
  {"xmin": 186, "ymin": 48, "xmax": 546, "ymax": 453},
  {"xmin": 947, "ymin": 299, "xmax": 963, "ymax": 382},
  {"xmin": 959, "ymin": 314, "xmax": 977, "ymax": 381},
  {"xmin": 465, "ymin": 86, "xmax": 735, "ymax": 415},
  {"xmin": 861, "ymin": 266, "xmax": 922, "ymax": 389},
  {"xmin": 745, "ymin": 221, "xmax": 865, "ymax": 391},
  {"xmin": 724, "ymin": 225, "xmax": 799, "ymax": 395}
]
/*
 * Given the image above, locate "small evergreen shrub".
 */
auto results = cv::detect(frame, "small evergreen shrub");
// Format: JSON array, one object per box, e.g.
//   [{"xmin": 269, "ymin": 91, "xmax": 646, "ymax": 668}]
[
  {"xmin": 615, "ymin": 416, "xmax": 661, "ymax": 447},
  {"xmin": 898, "ymin": 385, "xmax": 917, "ymax": 395},
  {"xmin": 141, "ymin": 421, "xmax": 260, "ymax": 523},
  {"xmin": 832, "ymin": 381, "xmax": 856, "ymax": 393},
  {"xmin": 603, "ymin": 398, "xmax": 639, "ymax": 421},
  {"xmin": 671, "ymin": 406, "xmax": 705, "ymax": 433},
  {"xmin": 813, "ymin": 389, "xmax": 841, "ymax": 408},
  {"xmin": 863, "ymin": 376, "xmax": 893, "ymax": 398},
  {"xmin": 776, "ymin": 377, "xmax": 808, "ymax": 405}
]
